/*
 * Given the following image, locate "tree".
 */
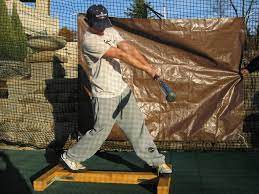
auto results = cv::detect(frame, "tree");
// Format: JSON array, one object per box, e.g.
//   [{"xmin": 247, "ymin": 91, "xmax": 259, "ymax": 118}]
[
  {"xmin": 0, "ymin": 0, "xmax": 27, "ymax": 61},
  {"xmin": 229, "ymin": 0, "xmax": 257, "ymax": 50},
  {"xmin": 0, "ymin": 0, "xmax": 14, "ymax": 60},
  {"xmin": 251, "ymin": 24, "xmax": 259, "ymax": 50},
  {"xmin": 229, "ymin": 0, "xmax": 256, "ymax": 28},
  {"xmin": 58, "ymin": 27, "xmax": 75, "ymax": 42},
  {"xmin": 125, "ymin": 0, "xmax": 153, "ymax": 18},
  {"xmin": 11, "ymin": 2, "xmax": 27, "ymax": 61}
]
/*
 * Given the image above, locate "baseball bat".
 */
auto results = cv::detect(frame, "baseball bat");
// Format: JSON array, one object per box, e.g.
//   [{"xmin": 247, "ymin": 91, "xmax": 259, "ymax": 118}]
[{"xmin": 154, "ymin": 75, "xmax": 176, "ymax": 102}]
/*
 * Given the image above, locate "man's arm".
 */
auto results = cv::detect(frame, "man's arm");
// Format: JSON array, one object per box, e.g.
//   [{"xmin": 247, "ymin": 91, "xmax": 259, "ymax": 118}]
[
  {"xmin": 117, "ymin": 41, "xmax": 154, "ymax": 69},
  {"xmin": 104, "ymin": 46, "xmax": 158, "ymax": 78}
]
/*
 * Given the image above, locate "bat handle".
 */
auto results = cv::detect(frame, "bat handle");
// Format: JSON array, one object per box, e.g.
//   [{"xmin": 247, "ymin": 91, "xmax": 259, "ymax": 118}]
[
  {"xmin": 153, "ymin": 75, "xmax": 160, "ymax": 80},
  {"xmin": 154, "ymin": 75, "xmax": 176, "ymax": 102}
]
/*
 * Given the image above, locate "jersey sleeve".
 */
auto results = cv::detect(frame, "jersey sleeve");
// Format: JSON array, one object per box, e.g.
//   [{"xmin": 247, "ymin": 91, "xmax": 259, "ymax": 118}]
[{"xmin": 112, "ymin": 28, "xmax": 124, "ymax": 45}]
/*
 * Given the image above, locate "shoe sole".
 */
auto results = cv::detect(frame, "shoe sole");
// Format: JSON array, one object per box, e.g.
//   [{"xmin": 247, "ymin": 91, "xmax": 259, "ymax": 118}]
[
  {"xmin": 158, "ymin": 172, "xmax": 172, "ymax": 177},
  {"xmin": 158, "ymin": 168, "xmax": 173, "ymax": 177},
  {"xmin": 59, "ymin": 158, "xmax": 88, "ymax": 173}
]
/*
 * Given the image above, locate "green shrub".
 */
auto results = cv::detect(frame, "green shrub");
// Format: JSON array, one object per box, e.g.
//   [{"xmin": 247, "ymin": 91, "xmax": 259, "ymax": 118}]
[
  {"xmin": 0, "ymin": 0, "xmax": 27, "ymax": 61},
  {"xmin": 125, "ymin": 0, "xmax": 151, "ymax": 18},
  {"xmin": 11, "ymin": 2, "xmax": 27, "ymax": 61}
]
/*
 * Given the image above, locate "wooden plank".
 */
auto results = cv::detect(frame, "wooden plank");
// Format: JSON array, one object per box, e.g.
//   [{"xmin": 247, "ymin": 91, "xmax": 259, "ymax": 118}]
[
  {"xmin": 33, "ymin": 165, "xmax": 61, "ymax": 191},
  {"xmin": 33, "ymin": 164, "xmax": 173, "ymax": 194},
  {"xmin": 55, "ymin": 168, "xmax": 157, "ymax": 184},
  {"xmin": 157, "ymin": 164, "xmax": 172, "ymax": 194},
  {"xmin": 157, "ymin": 176, "xmax": 171, "ymax": 194}
]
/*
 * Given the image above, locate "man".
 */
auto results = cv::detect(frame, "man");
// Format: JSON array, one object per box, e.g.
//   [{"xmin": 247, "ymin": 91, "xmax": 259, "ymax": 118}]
[
  {"xmin": 240, "ymin": 55, "xmax": 259, "ymax": 76},
  {"xmin": 60, "ymin": 4, "xmax": 172, "ymax": 175}
]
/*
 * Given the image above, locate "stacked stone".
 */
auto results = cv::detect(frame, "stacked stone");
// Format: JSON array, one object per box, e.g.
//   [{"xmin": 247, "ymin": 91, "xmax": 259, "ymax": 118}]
[
  {"xmin": 56, "ymin": 42, "xmax": 78, "ymax": 78},
  {"xmin": 0, "ymin": 35, "xmax": 78, "ymax": 148}
]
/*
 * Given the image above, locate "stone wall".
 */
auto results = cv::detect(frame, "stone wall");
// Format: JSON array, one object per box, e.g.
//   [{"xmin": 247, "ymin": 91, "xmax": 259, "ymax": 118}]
[
  {"xmin": 0, "ymin": 35, "xmax": 78, "ymax": 148},
  {"xmin": 5, "ymin": 0, "xmax": 59, "ymax": 35}
]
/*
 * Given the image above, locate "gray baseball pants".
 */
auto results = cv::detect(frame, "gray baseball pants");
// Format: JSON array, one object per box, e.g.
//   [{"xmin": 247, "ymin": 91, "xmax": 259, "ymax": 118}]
[{"xmin": 66, "ymin": 87, "xmax": 165, "ymax": 167}]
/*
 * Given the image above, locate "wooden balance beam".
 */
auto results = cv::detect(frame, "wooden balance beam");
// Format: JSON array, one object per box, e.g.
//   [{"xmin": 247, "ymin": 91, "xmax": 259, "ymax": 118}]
[{"xmin": 33, "ymin": 164, "xmax": 172, "ymax": 194}]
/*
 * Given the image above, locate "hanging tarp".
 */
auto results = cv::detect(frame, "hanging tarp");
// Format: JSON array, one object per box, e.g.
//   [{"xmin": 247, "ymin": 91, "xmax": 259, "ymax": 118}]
[{"xmin": 78, "ymin": 15, "xmax": 245, "ymax": 142}]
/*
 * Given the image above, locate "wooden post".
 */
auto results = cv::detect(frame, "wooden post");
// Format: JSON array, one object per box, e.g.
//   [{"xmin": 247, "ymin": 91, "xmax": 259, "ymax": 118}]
[{"xmin": 33, "ymin": 164, "xmax": 173, "ymax": 194}]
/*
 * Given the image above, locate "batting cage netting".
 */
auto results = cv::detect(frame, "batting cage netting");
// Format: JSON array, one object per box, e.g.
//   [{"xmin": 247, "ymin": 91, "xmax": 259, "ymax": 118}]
[{"xmin": 0, "ymin": 0, "xmax": 258, "ymax": 151}]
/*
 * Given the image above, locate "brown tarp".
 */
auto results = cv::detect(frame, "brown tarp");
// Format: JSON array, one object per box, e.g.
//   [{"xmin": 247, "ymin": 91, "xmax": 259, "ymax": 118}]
[{"xmin": 78, "ymin": 15, "xmax": 245, "ymax": 142}]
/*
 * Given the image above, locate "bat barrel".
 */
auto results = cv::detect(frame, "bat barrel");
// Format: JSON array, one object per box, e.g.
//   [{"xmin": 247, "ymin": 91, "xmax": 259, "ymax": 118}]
[
  {"xmin": 166, "ymin": 91, "xmax": 176, "ymax": 102},
  {"xmin": 157, "ymin": 78, "xmax": 176, "ymax": 102}
]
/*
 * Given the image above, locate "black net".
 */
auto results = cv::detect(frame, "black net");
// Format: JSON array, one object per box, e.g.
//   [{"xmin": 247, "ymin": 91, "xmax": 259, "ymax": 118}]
[{"xmin": 0, "ymin": 0, "xmax": 258, "ymax": 151}]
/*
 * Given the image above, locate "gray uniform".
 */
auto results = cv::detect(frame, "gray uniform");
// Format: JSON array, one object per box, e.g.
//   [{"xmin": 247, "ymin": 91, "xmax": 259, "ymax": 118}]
[{"xmin": 66, "ymin": 27, "xmax": 165, "ymax": 167}]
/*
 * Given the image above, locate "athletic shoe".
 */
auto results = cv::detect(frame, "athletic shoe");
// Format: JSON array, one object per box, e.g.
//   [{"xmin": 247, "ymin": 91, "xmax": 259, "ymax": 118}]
[
  {"xmin": 156, "ymin": 163, "xmax": 172, "ymax": 176},
  {"xmin": 60, "ymin": 152, "xmax": 87, "ymax": 172}
]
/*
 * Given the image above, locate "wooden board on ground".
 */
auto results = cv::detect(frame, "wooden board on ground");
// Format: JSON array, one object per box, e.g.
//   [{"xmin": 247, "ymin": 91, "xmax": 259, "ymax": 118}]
[{"xmin": 33, "ymin": 164, "xmax": 172, "ymax": 194}]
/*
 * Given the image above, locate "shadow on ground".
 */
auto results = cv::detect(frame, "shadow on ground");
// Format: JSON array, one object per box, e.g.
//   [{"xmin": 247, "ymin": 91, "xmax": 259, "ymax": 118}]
[{"xmin": 0, "ymin": 151, "xmax": 32, "ymax": 194}]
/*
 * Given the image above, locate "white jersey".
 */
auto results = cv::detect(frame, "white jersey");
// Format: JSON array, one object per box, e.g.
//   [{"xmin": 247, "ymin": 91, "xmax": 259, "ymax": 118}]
[{"xmin": 81, "ymin": 27, "xmax": 127, "ymax": 98}]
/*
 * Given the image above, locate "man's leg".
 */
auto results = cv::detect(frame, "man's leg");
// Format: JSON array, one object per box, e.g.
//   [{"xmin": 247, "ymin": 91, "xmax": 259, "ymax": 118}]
[
  {"xmin": 65, "ymin": 97, "xmax": 118, "ymax": 162},
  {"xmin": 116, "ymin": 89, "xmax": 165, "ymax": 167}
]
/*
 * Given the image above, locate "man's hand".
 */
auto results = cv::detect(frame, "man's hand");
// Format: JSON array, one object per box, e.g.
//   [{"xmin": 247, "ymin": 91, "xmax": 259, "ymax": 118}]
[
  {"xmin": 146, "ymin": 65, "xmax": 161, "ymax": 79},
  {"xmin": 240, "ymin": 68, "xmax": 249, "ymax": 77}
]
